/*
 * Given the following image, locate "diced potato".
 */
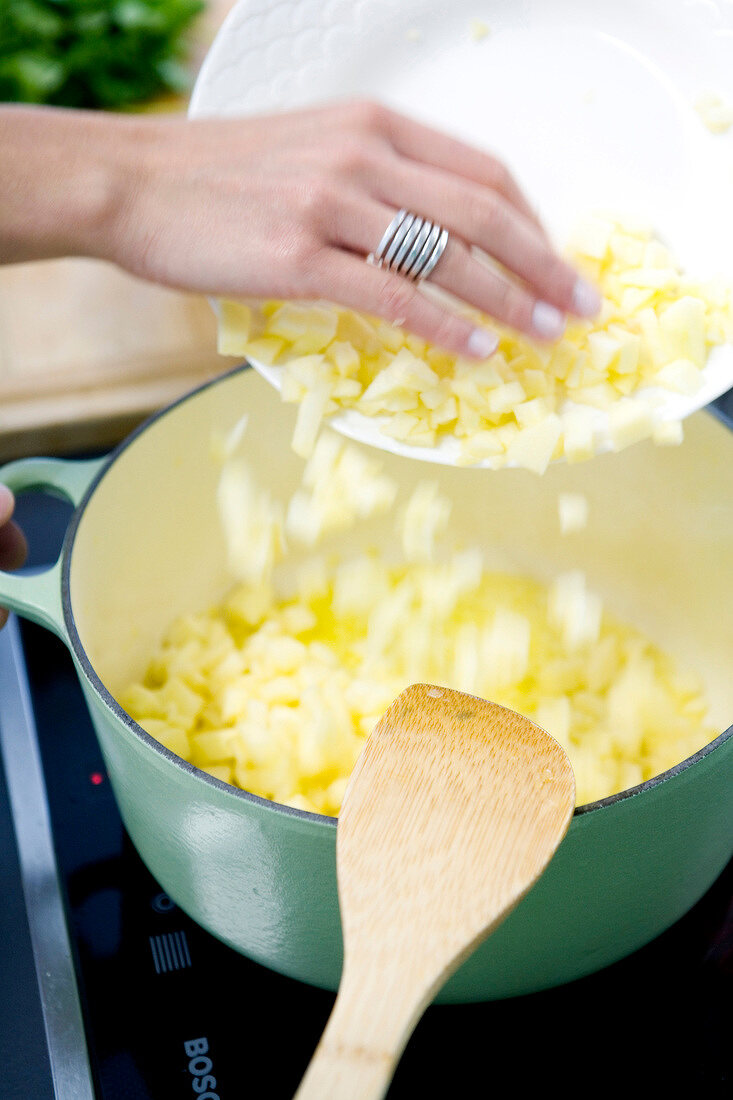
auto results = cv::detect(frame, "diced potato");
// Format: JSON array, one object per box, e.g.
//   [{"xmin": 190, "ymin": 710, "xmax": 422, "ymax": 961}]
[
  {"xmin": 587, "ymin": 331, "xmax": 621, "ymax": 372},
  {"xmin": 217, "ymin": 458, "xmax": 284, "ymax": 583},
  {"xmin": 658, "ymin": 297, "xmax": 707, "ymax": 368},
  {"xmin": 562, "ymin": 411, "xmax": 596, "ymax": 463},
  {"xmin": 558, "ymin": 492, "xmax": 589, "ymax": 534},
  {"xmin": 267, "ymin": 303, "xmax": 338, "ymax": 351},
  {"xmin": 362, "ymin": 349, "xmax": 439, "ymax": 400},
  {"xmin": 379, "ymin": 412, "xmax": 424, "ymax": 440},
  {"xmin": 458, "ymin": 429, "xmax": 504, "ymax": 464},
  {"xmin": 217, "ymin": 301, "xmax": 252, "ymax": 355},
  {"xmin": 514, "ymin": 397, "xmax": 553, "ymax": 429},
  {"xmin": 124, "ymin": 486, "xmax": 717, "ymax": 811},
  {"xmin": 504, "ymin": 414, "xmax": 562, "ymax": 474},
  {"xmin": 652, "ymin": 419, "xmax": 684, "ymax": 446},
  {"xmin": 141, "ymin": 721, "xmax": 190, "ymax": 758},
  {"xmin": 548, "ymin": 571, "xmax": 602, "ymax": 649},
  {"xmin": 486, "ymin": 380, "xmax": 526, "ymax": 415},
  {"xmin": 607, "ymin": 327, "xmax": 640, "ymax": 375},
  {"xmin": 124, "ymin": 494, "xmax": 716, "ymax": 809},
  {"xmin": 607, "ymin": 399, "xmax": 653, "ymax": 452},
  {"xmin": 238, "ymin": 336, "xmax": 285, "ymax": 365},
  {"xmin": 399, "ymin": 481, "xmax": 451, "ymax": 563},
  {"xmin": 653, "ymin": 358, "xmax": 702, "ymax": 394},
  {"xmin": 285, "ymin": 431, "xmax": 397, "ymax": 545},
  {"xmin": 571, "ymin": 382, "xmax": 618, "ymax": 408},
  {"xmin": 291, "ymin": 384, "xmax": 332, "ymax": 458},
  {"xmin": 215, "ymin": 212, "xmax": 731, "ymax": 470},
  {"xmin": 327, "ymin": 340, "xmax": 361, "ymax": 376},
  {"xmin": 127, "ymin": 285, "xmax": 723, "ymax": 812},
  {"xmin": 190, "ymin": 728, "xmax": 235, "ymax": 764}
]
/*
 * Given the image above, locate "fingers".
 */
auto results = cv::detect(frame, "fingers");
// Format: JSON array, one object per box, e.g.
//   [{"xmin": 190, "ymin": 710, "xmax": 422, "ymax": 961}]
[
  {"xmin": 0, "ymin": 486, "xmax": 26, "ymax": 631},
  {"xmin": 432, "ymin": 241, "xmax": 565, "ymax": 340},
  {"xmin": 0, "ymin": 487, "xmax": 27, "ymax": 571},
  {"xmin": 378, "ymin": 158, "xmax": 599, "ymax": 319},
  {"xmin": 311, "ymin": 103, "xmax": 600, "ymax": 331},
  {"xmin": 0, "ymin": 520, "xmax": 28, "ymax": 572},
  {"xmin": 324, "ymin": 192, "xmax": 590, "ymax": 345},
  {"xmin": 312, "ymin": 247, "xmax": 498, "ymax": 359},
  {"xmin": 0, "ymin": 484, "xmax": 13, "ymax": 527}
]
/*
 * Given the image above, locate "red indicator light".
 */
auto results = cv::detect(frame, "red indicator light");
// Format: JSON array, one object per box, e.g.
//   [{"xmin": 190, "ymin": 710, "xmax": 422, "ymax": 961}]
[{"xmin": 89, "ymin": 771, "xmax": 105, "ymax": 786}]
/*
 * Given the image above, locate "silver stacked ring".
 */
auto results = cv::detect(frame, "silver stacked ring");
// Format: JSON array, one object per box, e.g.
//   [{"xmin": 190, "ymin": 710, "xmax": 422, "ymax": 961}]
[{"xmin": 367, "ymin": 209, "xmax": 449, "ymax": 283}]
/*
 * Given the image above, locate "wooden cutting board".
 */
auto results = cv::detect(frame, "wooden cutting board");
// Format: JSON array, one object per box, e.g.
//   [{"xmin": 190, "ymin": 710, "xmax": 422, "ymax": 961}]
[{"xmin": 0, "ymin": 0, "xmax": 238, "ymax": 462}]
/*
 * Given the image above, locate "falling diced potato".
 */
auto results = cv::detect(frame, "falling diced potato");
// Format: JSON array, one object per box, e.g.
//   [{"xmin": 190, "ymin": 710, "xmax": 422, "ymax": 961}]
[
  {"xmin": 291, "ymin": 384, "xmax": 332, "ymax": 458},
  {"xmin": 399, "ymin": 481, "xmax": 451, "ymax": 563},
  {"xmin": 548, "ymin": 570, "xmax": 602, "ymax": 649},
  {"xmin": 652, "ymin": 419, "xmax": 684, "ymax": 446},
  {"xmin": 122, "ymin": 425, "xmax": 718, "ymax": 814},
  {"xmin": 558, "ymin": 492, "xmax": 589, "ymax": 534}
]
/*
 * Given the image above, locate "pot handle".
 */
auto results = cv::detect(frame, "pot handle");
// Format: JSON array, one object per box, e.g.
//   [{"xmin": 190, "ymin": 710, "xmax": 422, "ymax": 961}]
[{"xmin": 0, "ymin": 456, "xmax": 108, "ymax": 639}]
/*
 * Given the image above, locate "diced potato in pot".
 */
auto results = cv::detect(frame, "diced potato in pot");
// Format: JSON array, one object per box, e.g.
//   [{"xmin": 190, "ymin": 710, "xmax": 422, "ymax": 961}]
[{"xmin": 120, "ymin": 428, "xmax": 718, "ymax": 817}]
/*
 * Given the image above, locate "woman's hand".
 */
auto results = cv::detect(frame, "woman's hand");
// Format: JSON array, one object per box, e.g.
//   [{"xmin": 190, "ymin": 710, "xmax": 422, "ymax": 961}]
[
  {"xmin": 0, "ymin": 487, "xmax": 28, "ymax": 631},
  {"xmin": 109, "ymin": 100, "xmax": 600, "ymax": 357},
  {"xmin": 1, "ymin": 100, "xmax": 600, "ymax": 359}
]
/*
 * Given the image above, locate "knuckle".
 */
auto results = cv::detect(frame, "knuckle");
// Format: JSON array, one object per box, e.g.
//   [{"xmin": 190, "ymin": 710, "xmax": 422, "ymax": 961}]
[
  {"xmin": 482, "ymin": 194, "xmax": 511, "ymax": 240},
  {"xmin": 486, "ymin": 276, "xmax": 531, "ymax": 330},
  {"xmin": 297, "ymin": 174, "xmax": 339, "ymax": 222},
  {"xmin": 346, "ymin": 97, "xmax": 389, "ymax": 133},
  {"xmin": 271, "ymin": 223, "xmax": 312, "ymax": 266},
  {"xmin": 502, "ymin": 290, "xmax": 534, "ymax": 331},
  {"xmin": 328, "ymin": 137, "xmax": 375, "ymax": 179},
  {"xmin": 376, "ymin": 275, "xmax": 417, "ymax": 326},
  {"xmin": 429, "ymin": 312, "xmax": 463, "ymax": 352},
  {"xmin": 489, "ymin": 276, "xmax": 511, "ymax": 314},
  {"xmin": 276, "ymin": 236, "xmax": 327, "ymax": 294},
  {"xmin": 297, "ymin": 244, "xmax": 331, "ymax": 291}
]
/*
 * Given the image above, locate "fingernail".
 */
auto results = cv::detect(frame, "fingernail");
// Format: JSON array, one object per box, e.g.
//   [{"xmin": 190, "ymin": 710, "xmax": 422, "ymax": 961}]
[
  {"xmin": 467, "ymin": 328, "xmax": 499, "ymax": 359},
  {"xmin": 532, "ymin": 301, "xmax": 566, "ymax": 340},
  {"xmin": 572, "ymin": 276, "xmax": 602, "ymax": 318},
  {"xmin": 0, "ymin": 484, "xmax": 13, "ymax": 516}
]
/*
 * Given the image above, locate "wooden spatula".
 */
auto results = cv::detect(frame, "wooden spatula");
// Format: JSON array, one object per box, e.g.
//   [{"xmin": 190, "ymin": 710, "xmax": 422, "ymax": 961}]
[{"xmin": 294, "ymin": 683, "xmax": 575, "ymax": 1100}]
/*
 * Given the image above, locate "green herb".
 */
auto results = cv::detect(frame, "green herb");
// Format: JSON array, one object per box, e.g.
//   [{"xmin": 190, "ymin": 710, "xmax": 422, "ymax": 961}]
[{"xmin": 0, "ymin": 0, "xmax": 205, "ymax": 109}]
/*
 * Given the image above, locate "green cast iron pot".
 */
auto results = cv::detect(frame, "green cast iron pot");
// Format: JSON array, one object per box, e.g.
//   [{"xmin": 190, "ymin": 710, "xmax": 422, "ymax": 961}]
[{"xmin": 0, "ymin": 366, "xmax": 731, "ymax": 1002}]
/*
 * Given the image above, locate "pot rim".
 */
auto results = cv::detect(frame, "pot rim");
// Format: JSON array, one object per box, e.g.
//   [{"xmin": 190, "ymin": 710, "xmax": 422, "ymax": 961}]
[{"xmin": 59, "ymin": 364, "xmax": 733, "ymax": 826}]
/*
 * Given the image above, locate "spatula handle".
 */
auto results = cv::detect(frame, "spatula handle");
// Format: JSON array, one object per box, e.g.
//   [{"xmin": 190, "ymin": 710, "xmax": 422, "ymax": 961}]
[
  {"xmin": 294, "ymin": 1033, "xmax": 394, "ymax": 1100},
  {"xmin": 294, "ymin": 962, "xmax": 424, "ymax": 1100}
]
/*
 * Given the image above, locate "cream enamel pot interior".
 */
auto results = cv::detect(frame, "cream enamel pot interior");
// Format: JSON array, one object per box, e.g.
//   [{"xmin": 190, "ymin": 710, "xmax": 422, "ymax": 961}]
[{"xmin": 0, "ymin": 366, "xmax": 731, "ymax": 1002}]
